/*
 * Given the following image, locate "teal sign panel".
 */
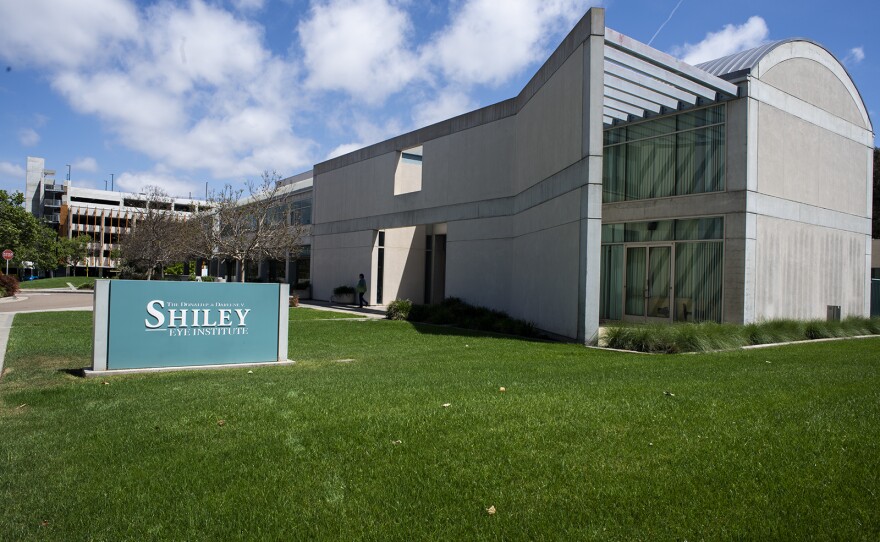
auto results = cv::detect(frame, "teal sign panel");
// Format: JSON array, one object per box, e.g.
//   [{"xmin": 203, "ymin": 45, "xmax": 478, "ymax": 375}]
[{"xmin": 103, "ymin": 281, "xmax": 282, "ymax": 369}]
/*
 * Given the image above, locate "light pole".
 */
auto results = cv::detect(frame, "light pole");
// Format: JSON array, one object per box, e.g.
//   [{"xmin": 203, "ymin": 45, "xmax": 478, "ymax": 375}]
[{"xmin": 66, "ymin": 164, "xmax": 71, "ymax": 181}]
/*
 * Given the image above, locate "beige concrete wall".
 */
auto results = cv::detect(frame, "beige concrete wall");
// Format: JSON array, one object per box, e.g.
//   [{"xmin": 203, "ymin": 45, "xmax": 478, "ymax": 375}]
[
  {"xmin": 445, "ymin": 216, "xmax": 513, "ymax": 314},
  {"xmin": 313, "ymin": 152, "xmax": 398, "ymax": 224},
  {"xmin": 756, "ymin": 102, "xmax": 869, "ymax": 216},
  {"xmin": 754, "ymin": 216, "xmax": 866, "ymax": 320},
  {"xmin": 380, "ymin": 226, "xmax": 427, "ymax": 303},
  {"xmin": 513, "ymin": 45, "xmax": 584, "ymax": 194},
  {"xmin": 509, "ymin": 191, "xmax": 583, "ymax": 338},
  {"xmin": 422, "ymin": 117, "xmax": 515, "ymax": 204},
  {"xmin": 311, "ymin": 230, "xmax": 375, "ymax": 301},
  {"xmin": 762, "ymin": 58, "xmax": 866, "ymax": 128}
]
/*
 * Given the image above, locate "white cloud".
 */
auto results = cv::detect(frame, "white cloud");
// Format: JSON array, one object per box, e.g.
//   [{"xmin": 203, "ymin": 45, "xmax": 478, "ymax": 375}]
[
  {"xmin": 673, "ymin": 16, "xmax": 769, "ymax": 65},
  {"xmin": 10, "ymin": 0, "xmax": 315, "ymax": 186},
  {"xmin": 325, "ymin": 115, "xmax": 405, "ymax": 159},
  {"xmin": 115, "ymin": 170, "xmax": 201, "ymax": 199},
  {"xmin": 298, "ymin": 0, "xmax": 419, "ymax": 104},
  {"xmin": 844, "ymin": 46, "xmax": 865, "ymax": 66},
  {"xmin": 18, "ymin": 128, "xmax": 40, "ymax": 146},
  {"xmin": 423, "ymin": 0, "xmax": 595, "ymax": 87},
  {"xmin": 232, "ymin": 0, "xmax": 266, "ymax": 11},
  {"xmin": 0, "ymin": 0, "xmax": 139, "ymax": 69},
  {"xmin": 0, "ymin": 161, "xmax": 25, "ymax": 180},
  {"xmin": 72, "ymin": 157, "xmax": 99, "ymax": 173},
  {"xmin": 412, "ymin": 88, "xmax": 476, "ymax": 128}
]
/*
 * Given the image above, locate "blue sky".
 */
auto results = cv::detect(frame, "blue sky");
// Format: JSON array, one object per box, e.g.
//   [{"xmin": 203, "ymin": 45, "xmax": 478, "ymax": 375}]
[{"xmin": 0, "ymin": 0, "xmax": 877, "ymax": 198}]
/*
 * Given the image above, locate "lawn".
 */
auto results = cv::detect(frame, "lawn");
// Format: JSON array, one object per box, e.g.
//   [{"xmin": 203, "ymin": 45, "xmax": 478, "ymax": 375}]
[
  {"xmin": 17, "ymin": 276, "xmax": 95, "ymax": 289},
  {"xmin": 1, "ymin": 311, "xmax": 879, "ymax": 540}
]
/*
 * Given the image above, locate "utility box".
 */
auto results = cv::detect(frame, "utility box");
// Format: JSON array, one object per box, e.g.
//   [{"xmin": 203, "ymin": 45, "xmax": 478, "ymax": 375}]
[{"xmin": 826, "ymin": 305, "xmax": 841, "ymax": 322}]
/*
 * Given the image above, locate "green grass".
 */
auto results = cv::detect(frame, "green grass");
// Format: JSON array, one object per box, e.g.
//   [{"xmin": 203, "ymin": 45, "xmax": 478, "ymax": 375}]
[
  {"xmin": 1, "ymin": 312, "xmax": 879, "ymax": 540},
  {"xmin": 17, "ymin": 276, "xmax": 95, "ymax": 289}
]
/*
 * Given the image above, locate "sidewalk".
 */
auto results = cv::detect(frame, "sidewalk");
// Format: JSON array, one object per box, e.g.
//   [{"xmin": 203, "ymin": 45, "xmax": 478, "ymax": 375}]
[
  {"xmin": 298, "ymin": 299, "xmax": 387, "ymax": 319},
  {"xmin": 18, "ymin": 287, "xmax": 93, "ymax": 294}
]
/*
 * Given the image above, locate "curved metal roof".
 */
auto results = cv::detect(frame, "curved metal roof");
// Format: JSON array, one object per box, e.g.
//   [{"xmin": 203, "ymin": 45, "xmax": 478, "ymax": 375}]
[{"xmin": 696, "ymin": 39, "xmax": 812, "ymax": 79}]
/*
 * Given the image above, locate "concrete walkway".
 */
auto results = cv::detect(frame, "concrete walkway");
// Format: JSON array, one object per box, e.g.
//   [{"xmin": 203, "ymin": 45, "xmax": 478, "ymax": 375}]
[{"xmin": 298, "ymin": 299, "xmax": 387, "ymax": 319}]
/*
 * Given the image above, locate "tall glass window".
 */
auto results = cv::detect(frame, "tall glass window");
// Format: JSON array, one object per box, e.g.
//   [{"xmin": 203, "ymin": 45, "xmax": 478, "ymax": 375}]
[
  {"xmin": 599, "ymin": 217, "xmax": 724, "ymax": 323},
  {"xmin": 603, "ymin": 105, "xmax": 725, "ymax": 202},
  {"xmin": 674, "ymin": 241, "xmax": 723, "ymax": 323}
]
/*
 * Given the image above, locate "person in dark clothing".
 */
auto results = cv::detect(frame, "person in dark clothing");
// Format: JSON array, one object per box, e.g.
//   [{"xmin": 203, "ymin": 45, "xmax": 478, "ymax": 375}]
[{"xmin": 356, "ymin": 273, "xmax": 367, "ymax": 308}]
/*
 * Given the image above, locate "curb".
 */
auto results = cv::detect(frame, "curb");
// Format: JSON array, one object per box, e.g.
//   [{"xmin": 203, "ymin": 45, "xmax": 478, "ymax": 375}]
[
  {"xmin": 18, "ymin": 289, "xmax": 94, "ymax": 295},
  {"xmin": 0, "ymin": 313, "xmax": 13, "ymax": 381}
]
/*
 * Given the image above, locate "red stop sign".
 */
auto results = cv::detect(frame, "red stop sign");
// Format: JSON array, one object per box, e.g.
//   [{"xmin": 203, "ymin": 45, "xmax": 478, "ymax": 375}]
[{"xmin": 2, "ymin": 249, "xmax": 12, "ymax": 260}]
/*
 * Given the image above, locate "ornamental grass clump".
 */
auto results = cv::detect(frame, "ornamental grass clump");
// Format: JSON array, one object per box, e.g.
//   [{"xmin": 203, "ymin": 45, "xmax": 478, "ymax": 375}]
[
  {"xmin": 385, "ymin": 299, "xmax": 412, "ymax": 321},
  {"xmin": 603, "ymin": 316, "xmax": 880, "ymax": 353}
]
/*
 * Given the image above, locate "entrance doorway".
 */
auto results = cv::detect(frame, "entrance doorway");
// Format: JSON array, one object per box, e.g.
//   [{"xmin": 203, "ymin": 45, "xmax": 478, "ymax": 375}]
[{"xmin": 624, "ymin": 245, "xmax": 672, "ymax": 322}]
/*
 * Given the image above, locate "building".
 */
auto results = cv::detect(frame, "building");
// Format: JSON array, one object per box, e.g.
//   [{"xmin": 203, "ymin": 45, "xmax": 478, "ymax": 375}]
[
  {"xmin": 24, "ymin": 157, "xmax": 314, "ymax": 281},
  {"xmin": 25, "ymin": 157, "xmax": 207, "ymax": 275},
  {"xmin": 217, "ymin": 170, "xmax": 314, "ymax": 286},
  {"xmin": 309, "ymin": 7, "xmax": 874, "ymax": 343}
]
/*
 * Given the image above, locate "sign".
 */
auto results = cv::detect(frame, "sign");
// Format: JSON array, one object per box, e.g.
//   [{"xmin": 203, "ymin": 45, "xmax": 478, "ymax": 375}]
[
  {"xmin": 2, "ymin": 249, "xmax": 12, "ymax": 260},
  {"xmin": 92, "ymin": 280, "xmax": 289, "ymax": 371}
]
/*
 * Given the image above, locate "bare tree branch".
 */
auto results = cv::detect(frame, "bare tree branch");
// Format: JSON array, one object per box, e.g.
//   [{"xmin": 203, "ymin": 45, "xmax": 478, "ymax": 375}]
[{"xmin": 189, "ymin": 172, "xmax": 307, "ymax": 282}]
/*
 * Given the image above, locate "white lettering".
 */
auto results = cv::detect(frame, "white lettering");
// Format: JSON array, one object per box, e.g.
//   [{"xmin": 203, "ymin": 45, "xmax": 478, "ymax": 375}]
[
  {"xmin": 168, "ymin": 309, "xmax": 187, "ymax": 328},
  {"xmin": 218, "ymin": 309, "xmax": 231, "ymax": 326},
  {"xmin": 200, "ymin": 309, "xmax": 217, "ymax": 327},
  {"xmin": 145, "ymin": 300, "xmax": 165, "ymax": 329},
  {"xmin": 234, "ymin": 309, "xmax": 251, "ymax": 327}
]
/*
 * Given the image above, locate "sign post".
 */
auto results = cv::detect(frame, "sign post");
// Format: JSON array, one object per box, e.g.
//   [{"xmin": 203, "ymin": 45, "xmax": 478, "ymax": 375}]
[
  {"xmin": 2, "ymin": 249, "xmax": 12, "ymax": 275},
  {"xmin": 90, "ymin": 280, "xmax": 291, "ymax": 375}
]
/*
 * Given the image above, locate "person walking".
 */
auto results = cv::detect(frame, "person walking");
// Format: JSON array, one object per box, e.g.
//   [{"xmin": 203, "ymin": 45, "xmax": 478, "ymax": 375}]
[{"xmin": 356, "ymin": 273, "xmax": 368, "ymax": 308}]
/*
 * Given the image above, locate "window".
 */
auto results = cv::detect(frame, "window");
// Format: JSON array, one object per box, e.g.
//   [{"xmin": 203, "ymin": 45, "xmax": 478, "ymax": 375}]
[
  {"xmin": 600, "ymin": 217, "xmax": 724, "ymax": 323},
  {"xmin": 289, "ymin": 245, "xmax": 311, "ymax": 286},
  {"xmin": 603, "ymin": 105, "xmax": 725, "ymax": 202},
  {"xmin": 290, "ymin": 199, "xmax": 312, "ymax": 225},
  {"xmin": 394, "ymin": 146, "xmax": 423, "ymax": 195}
]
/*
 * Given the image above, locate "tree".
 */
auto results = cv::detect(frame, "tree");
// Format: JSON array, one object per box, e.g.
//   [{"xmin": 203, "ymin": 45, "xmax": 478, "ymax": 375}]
[
  {"xmin": 0, "ymin": 190, "xmax": 61, "ymax": 275},
  {"xmin": 189, "ymin": 171, "xmax": 306, "ymax": 282},
  {"xmin": 117, "ymin": 187, "xmax": 192, "ymax": 280},
  {"xmin": 57, "ymin": 234, "xmax": 91, "ymax": 276}
]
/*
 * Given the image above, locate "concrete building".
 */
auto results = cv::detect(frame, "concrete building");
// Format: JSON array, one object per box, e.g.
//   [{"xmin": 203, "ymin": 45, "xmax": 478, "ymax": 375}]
[
  {"xmin": 25, "ymin": 157, "xmax": 314, "ymax": 281},
  {"xmin": 25, "ymin": 156, "xmax": 207, "ymax": 275},
  {"xmin": 309, "ymin": 8, "xmax": 874, "ymax": 342}
]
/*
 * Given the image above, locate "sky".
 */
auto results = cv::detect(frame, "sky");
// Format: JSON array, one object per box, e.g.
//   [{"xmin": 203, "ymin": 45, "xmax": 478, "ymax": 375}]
[{"xmin": 0, "ymin": 0, "xmax": 877, "ymax": 199}]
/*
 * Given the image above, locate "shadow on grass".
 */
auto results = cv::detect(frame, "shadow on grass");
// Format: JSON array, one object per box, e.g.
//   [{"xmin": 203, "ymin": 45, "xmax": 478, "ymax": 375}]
[
  {"xmin": 406, "ymin": 319, "xmax": 558, "ymax": 344},
  {"xmin": 59, "ymin": 367, "xmax": 86, "ymax": 378}
]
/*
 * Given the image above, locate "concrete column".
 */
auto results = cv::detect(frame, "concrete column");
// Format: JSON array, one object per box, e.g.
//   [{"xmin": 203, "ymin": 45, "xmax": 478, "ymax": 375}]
[{"xmin": 576, "ymin": 8, "xmax": 604, "ymax": 344}]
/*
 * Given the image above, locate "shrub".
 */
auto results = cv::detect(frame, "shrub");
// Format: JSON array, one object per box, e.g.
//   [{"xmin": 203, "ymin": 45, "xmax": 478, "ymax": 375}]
[
  {"xmin": 0, "ymin": 286, "xmax": 5, "ymax": 298},
  {"xmin": 201, "ymin": 276, "xmax": 216, "ymax": 282},
  {"xmin": 386, "ymin": 299, "xmax": 412, "ymax": 320},
  {"xmin": 334, "ymin": 285, "xmax": 355, "ymax": 295},
  {"xmin": 289, "ymin": 295, "xmax": 299, "ymax": 307},
  {"xmin": 0, "ymin": 274, "xmax": 19, "ymax": 297}
]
